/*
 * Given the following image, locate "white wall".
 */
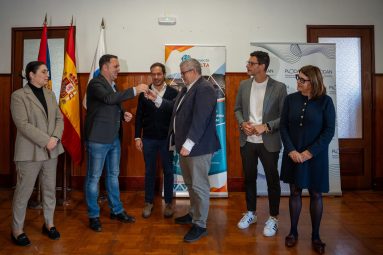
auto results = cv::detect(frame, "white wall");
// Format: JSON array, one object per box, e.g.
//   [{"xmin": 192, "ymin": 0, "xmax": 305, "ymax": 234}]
[{"xmin": 0, "ymin": 0, "xmax": 382, "ymax": 73}]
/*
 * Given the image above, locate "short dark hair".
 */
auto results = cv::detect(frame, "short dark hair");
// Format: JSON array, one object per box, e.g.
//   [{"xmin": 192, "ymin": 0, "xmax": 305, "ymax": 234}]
[
  {"xmin": 250, "ymin": 51, "xmax": 270, "ymax": 71},
  {"xmin": 99, "ymin": 54, "xmax": 118, "ymax": 69},
  {"xmin": 25, "ymin": 61, "xmax": 46, "ymax": 82},
  {"xmin": 299, "ymin": 65, "xmax": 327, "ymax": 99},
  {"xmin": 150, "ymin": 62, "xmax": 166, "ymax": 74}
]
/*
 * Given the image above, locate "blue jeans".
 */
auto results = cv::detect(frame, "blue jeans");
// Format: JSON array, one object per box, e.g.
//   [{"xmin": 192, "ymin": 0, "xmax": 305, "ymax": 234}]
[
  {"xmin": 85, "ymin": 137, "xmax": 124, "ymax": 218},
  {"xmin": 143, "ymin": 138, "xmax": 174, "ymax": 204}
]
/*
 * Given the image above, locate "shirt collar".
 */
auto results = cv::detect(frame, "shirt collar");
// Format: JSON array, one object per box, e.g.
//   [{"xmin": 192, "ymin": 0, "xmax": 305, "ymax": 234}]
[{"xmin": 151, "ymin": 82, "xmax": 167, "ymax": 94}]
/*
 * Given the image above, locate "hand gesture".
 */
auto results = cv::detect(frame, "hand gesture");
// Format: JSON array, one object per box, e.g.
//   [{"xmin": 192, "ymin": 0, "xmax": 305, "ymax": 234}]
[
  {"xmin": 241, "ymin": 121, "xmax": 254, "ymax": 136},
  {"xmin": 135, "ymin": 139, "xmax": 143, "ymax": 152},
  {"xmin": 180, "ymin": 146, "xmax": 190, "ymax": 156},
  {"xmin": 288, "ymin": 150, "xmax": 304, "ymax": 163},
  {"xmin": 145, "ymin": 89, "xmax": 158, "ymax": 101},
  {"xmin": 46, "ymin": 137, "xmax": 58, "ymax": 151},
  {"xmin": 301, "ymin": 150, "xmax": 313, "ymax": 162},
  {"xmin": 253, "ymin": 124, "xmax": 267, "ymax": 136},
  {"xmin": 124, "ymin": 111, "xmax": 133, "ymax": 122},
  {"xmin": 135, "ymin": 83, "xmax": 149, "ymax": 94}
]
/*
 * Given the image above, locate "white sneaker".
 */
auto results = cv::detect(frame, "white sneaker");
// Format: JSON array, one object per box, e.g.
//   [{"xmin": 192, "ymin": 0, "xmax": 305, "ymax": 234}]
[
  {"xmin": 263, "ymin": 216, "xmax": 278, "ymax": 237},
  {"xmin": 237, "ymin": 211, "xmax": 257, "ymax": 229}
]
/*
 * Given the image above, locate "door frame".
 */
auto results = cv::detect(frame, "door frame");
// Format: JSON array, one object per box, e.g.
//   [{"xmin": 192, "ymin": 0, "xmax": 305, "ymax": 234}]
[{"xmin": 307, "ymin": 25, "xmax": 374, "ymax": 189}]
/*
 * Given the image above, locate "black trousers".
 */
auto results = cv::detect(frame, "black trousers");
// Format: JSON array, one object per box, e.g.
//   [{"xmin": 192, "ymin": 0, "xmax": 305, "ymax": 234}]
[{"xmin": 240, "ymin": 142, "xmax": 280, "ymax": 216}]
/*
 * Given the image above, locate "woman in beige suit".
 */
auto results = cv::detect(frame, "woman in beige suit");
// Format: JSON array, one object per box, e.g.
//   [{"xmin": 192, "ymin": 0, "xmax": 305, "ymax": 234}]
[{"xmin": 10, "ymin": 61, "xmax": 64, "ymax": 246}]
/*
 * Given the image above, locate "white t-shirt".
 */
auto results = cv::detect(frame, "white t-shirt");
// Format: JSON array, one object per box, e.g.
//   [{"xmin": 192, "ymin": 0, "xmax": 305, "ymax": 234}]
[{"xmin": 247, "ymin": 78, "xmax": 268, "ymax": 143}]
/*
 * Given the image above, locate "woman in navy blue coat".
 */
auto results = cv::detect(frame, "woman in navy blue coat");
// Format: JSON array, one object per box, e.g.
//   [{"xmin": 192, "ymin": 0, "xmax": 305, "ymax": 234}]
[{"xmin": 280, "ymin": 65, "xmax": 336, "ymax": 254}]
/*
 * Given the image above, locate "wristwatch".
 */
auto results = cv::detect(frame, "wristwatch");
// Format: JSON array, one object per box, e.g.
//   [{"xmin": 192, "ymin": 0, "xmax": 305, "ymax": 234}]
[{"xmin": 264, "ymin": 123, "xmax": 271, "ymax": 133}]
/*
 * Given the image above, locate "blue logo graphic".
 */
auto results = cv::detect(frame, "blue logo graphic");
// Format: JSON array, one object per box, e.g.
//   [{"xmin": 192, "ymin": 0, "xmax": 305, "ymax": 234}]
[{"xmin": 181, "ymin": 55, "xmax": 191, "ymax": 62}]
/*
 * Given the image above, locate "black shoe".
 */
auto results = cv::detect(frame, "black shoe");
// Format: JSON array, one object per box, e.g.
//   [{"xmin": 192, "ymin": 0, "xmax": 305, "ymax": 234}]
[
  {"xmin": 285, "ymin": 234, "xmax": 298, "ymax": 247},
  {"xmin": 175, "ymin": 214, "xmax": 193, "ymax": 225},
  {"xmin": 110, "ymin": 211, "xmax": 136, "ymax": 223},
  {"xmin": 11, "ymin": 233, "xmax": 31, "ymax": 246},
  {"xmin": 42, "ymin": 224, "xmax": 60, "ymax": 240},
  {"xmin": 312, "ymin": 239, "xmax": 326, "ymax": 254},
  {"xmin": 89, "ymin": 217, "xmax": 102, "ymax": 232},
  {"xmin": 183, "ymin": 224, "xmax": 208, "ymax": 243}
]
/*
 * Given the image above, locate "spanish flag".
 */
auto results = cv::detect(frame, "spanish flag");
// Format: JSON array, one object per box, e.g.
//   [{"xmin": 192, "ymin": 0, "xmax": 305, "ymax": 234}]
[
  {"xmin": 37, "ymin": 15, "xmax": 52, "ymax": 90},
  {"xmin": 59, "ymin": 23, "xmax": 82, "ymax": 165}
]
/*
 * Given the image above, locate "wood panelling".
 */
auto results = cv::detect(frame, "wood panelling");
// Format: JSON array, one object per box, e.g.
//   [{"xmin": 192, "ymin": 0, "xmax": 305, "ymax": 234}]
[
  {"xmin": 72, "ymin": 73, "xmax": 151, "ymax": 178},
  {"xmin": 339, "ymin": 148, "xmax": 364, "ymax": 176},
  {"xmin": 72, "ymin": 72, "xmax": 250, "ymax": 190},
  {"xmin": 225, "ymin": 73, "xmax": 249, "ymax": 186},
  {"xmin": 0, "ymin": 75, "xmax": 11, "ymax": 177},
  {"xmin": 1, "ymin": 72, "xmax": 382, "ymax": 190},
  {"xmin": 374, "ymin": 75, "xmax": 383, "ymax": 189}
]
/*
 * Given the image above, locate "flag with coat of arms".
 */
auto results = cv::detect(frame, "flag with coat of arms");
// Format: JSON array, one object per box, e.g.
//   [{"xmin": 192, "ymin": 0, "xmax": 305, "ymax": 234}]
[{"xmin": 59, "ymin": 21, "xmax": 82, "ymax": 165}]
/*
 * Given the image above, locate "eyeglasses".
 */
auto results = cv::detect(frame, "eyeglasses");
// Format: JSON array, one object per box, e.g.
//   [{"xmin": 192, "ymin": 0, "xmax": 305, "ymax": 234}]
[
  {"xmin": 246, "ymin": 61, "xmax": 260, "ymax": 66},
  {"xmin": 295, "ymin": 74, "xmax": 310, "ymax": 84},
  {"xmin": 181, "ymin": 69, "xmax": 193, "ymax": 76}
]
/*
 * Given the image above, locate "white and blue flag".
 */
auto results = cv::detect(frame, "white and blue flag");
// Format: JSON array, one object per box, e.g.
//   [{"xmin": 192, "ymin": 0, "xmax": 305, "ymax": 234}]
[{"xmin": 83, "ymin": 19, "xmax": 106, "ymax": 109}]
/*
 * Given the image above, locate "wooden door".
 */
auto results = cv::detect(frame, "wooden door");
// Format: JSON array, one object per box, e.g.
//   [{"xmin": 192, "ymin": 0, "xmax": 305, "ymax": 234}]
[{"xmin": 307, "ymin": 25, "xmax": 374, "ymax": 189}]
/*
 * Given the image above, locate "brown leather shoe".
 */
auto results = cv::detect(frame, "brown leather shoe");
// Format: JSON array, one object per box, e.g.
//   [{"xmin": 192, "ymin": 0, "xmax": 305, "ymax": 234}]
[
  {"xmin": 285, "ymin": 234, "xmax": 298, "ymax": 247},
  {"xmin": 164, "ymin": 203, "xmax": 174, "ymax": 218},
  {"xmin": 142, "ymin": 203, "xmax": 153, "ymax": 218},
  {"xmin": 312, "ymin": 239, "xmax": 326, "ymax": 254}
]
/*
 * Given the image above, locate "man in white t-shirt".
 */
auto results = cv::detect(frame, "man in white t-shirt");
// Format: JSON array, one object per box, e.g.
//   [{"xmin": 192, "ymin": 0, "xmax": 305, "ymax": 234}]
[{"xmin": 234, "ymin": 51, "xmax": 287, "ymax": 237}]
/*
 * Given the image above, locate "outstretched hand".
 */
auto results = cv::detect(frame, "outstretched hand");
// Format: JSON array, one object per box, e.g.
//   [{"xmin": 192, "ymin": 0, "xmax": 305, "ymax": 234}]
[
  {"xmin": 145, "ymin": 89, "xmax": 158, "ymax": 101},
  {"xmin": 135, "ymin": 83, "xmax": 149, "ymax": 94}
]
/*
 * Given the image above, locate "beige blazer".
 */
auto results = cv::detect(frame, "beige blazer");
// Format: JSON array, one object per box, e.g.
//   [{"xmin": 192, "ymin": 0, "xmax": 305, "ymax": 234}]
[{"xmin": 11, "ymin": 84, "xmax": 64, "ymax": 161}]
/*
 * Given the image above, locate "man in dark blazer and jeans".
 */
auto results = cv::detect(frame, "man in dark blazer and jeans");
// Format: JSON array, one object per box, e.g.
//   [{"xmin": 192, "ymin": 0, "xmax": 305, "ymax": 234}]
[{"xmin": 85, "ymin": 54, "xmax": 148, "ymax": 232}]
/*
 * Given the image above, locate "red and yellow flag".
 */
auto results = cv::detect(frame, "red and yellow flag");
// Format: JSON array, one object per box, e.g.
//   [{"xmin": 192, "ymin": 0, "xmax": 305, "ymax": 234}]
[{"xmin": 59, "ymin": 24, "xmax": 82, "ymax": 165}]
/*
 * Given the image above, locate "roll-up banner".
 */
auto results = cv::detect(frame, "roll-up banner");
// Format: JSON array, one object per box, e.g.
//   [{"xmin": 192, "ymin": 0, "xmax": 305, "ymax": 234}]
[
  {"xmin": 251, "ymin": 43, "xmax": 341, "ymax": 196},
  {"xmin": 165, "ymin": 45, "xmax": 228, "ymax": 197}
]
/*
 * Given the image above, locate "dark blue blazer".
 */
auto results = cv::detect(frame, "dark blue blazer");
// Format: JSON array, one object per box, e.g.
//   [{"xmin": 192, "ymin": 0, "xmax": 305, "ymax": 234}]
[{"xmin": 169, "ymin": 77, "xmax": 221, "ymax": 157}]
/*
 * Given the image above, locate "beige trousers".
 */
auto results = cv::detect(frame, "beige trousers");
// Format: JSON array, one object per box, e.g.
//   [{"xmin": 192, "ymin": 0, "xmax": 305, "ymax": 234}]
[
  {"xmin": 179, "ymin": 154, "xmax": 212, "ymax": 228},
  {"xmin": 12, "ymin": 158, "xmax": 58, "ymax": 231}
]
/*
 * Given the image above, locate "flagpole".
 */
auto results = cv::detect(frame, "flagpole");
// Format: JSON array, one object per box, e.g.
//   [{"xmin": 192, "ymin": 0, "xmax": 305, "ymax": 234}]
[
  {"xmin": 38, "ymin": 12, "xmax": 48, "ymax": 206},
  {"xmin": 63, "ymin": 152, "xmax": 69, "ymax": 205},
  {"xmin": 61, "ymin": 16, "xmax": 74, "ymax": 206},
  {"xmin": 82, "ymin": 18, "xmax": 106, "ymax": 109}
]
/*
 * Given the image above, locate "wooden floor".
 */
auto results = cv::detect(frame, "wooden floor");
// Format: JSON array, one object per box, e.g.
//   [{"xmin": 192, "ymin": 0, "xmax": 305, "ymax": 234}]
[{"xmin": 0, "ymin": 190, "xmax": 383, "ymax": 255}]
